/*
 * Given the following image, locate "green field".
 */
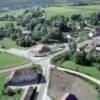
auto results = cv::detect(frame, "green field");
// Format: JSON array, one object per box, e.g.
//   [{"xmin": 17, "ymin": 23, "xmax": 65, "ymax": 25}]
[
  {"xmin": 0, "ymin": 51, "xmax": 27, "ymax": 69},
  {"xmin": 0, "ymin": 73, "xmax": 22, "ymax": 100},
  {"xmin": 0, "ymin": 9, "xmax": 25, "ymax": 17},
  {"xmin": 45, "ymin": 5, "xmax": 100, "ymax": 17},
  {"xmin": 62, "ymin": 60, "xmax": 100, "ymax": 80},
  {"xmin": 0, "ymin": 38, "xmax": 17, "ymax": 49},
  {"xmin": 0, "ymin": 5, "xmax": 100, "ymax": 49},
  {"xmin": 0, "ymin": 5, "xmax": 100, "ymax": 17}
]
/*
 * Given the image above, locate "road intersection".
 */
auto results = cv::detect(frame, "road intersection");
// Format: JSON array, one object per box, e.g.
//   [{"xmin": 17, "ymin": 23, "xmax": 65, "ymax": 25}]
[{"xmin": 0, "ymin": 46, "xmax": 100, "ymax": 100}]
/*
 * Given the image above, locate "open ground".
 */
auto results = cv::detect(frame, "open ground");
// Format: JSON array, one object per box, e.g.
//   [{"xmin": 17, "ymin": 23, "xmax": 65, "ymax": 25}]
[{"xmin": 48, "ymin": 68, "xmax": 97, "ymax": 100}]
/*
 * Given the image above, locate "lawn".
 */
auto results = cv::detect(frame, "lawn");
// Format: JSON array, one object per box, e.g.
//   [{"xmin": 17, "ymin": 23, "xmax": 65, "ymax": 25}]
[
  {"xmin": 44, "ymin": 5, "xmax": 100, "ymax": 17},
  {"xmin": 62, "ymin": 60, "xmax": 100, "ymax": 80},
  {"xmin": 0, "ymin": 38, "xmax": 17, "ymax": 49},
  {"xmin": 0, "ymin": 73, "xmax": 22, "ymax": 100},
  {"xmin": 0, "ymin": 51, "xmax": 28, "ymax": 69},
  {"xmin": 0, "ymin": 8, "xmax": 25, "ymax": 17}
]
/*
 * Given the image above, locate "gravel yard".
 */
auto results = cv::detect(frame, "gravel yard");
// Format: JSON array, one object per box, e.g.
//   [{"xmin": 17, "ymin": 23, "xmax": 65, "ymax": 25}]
[{"xmin": 48, "ymin": 68, "xmax": 97, "ymax": 100}]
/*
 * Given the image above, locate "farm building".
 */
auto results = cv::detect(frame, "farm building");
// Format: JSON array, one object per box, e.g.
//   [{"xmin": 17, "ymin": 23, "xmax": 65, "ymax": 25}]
[
  {"xmin": 21, "ymin": 86, "xmax": 37, "ymax": 100},
  {"xmin": 33, "ymin": 43, "xmax": 50, "ymax": 53},
  {"xmin": 5, "ymin": 68, "xmax": 42, "ymax": 86}
]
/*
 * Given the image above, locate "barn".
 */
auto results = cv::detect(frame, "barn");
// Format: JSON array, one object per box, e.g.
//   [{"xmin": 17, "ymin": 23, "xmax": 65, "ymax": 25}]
[{"xmin": 5, "ymin": 68, "xmax": 42, "ymax": 86}]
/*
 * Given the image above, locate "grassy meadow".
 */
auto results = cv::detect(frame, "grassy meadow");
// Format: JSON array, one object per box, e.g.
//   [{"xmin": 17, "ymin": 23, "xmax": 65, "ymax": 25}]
[
  {"xmin": 0, "ymin": 38, "xmax": 17, "ymax": 48},
  {"xmin": 45, "ymin": 5, "xmax": 100, "ymax": 17},
  {"xmin": 0, "ymin": 5, "xmax": 99, "ymax": 18},
  {"xmin": 62, "ymin": 60, "xmax": 100, "ymax": 80},
  {"xmin": 0, "ymin": 51, "xmax": 28, "ymax": 69}
]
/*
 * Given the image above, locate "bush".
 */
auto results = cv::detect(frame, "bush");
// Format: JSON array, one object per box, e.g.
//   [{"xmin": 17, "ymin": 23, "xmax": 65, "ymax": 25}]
[
  {"xmin": 63, "ymin": 51, "xmax": 73, "ymax": 60},
  {"xmin": 32, "ymin": 64, "xmax": 43, "ymax": 73},
  {"xmin": 94, "ymin": 63, "xmax": 100, "ymax": 71},
  {"xmin": 3, "ymin": 87, "xmax": 15, "ymax": 96},
  {"xmin": 15, "ymin": 89, "xmax": 22, "ymax": 94},
  {"xmin": 73, "ymin": 52, "xmax": 88, "ymax": 65},
  {"xmin": 86, "ymin": 52, "xmax": 96, "ymax": 65}
]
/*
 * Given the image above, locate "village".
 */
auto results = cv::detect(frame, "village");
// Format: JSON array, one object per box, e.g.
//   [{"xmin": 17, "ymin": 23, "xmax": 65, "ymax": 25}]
[
  {"xmin": 0, "ymin": 25, "xmax": 100, "ymax": 100},
  {"xmin": 0, "ymin": 4, "xmax": 100, "ymax": 100}
]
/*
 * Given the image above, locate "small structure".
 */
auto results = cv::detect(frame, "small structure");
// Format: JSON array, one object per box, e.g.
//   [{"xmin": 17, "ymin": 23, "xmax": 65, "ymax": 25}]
[
  {"xmin": 88, "ymin": 27, "xmax": 100, "ymax": 38},
  {"xmin": 60, "ymin": 93, "xmax": 78, "ymax": 100},
  {"xmin": 96, "ymin": 44, "xmax": 100, "ymax": 51},
  {"xmin": 77, "ymin": 40, "xmax": 96, "ymax": 53},
  {"xmin": 21, "ymin": 86, "xmax": 37, "ymax": 100},
  {"xmin": 5, "ymin": 68, "xmax": 41, "ymax": 86},
  {"xmin": 33, "ymin": 43, "xmax": 50, "ymax": 53},
  {"xmin": 22, "ymin": 30, "xmax": 32, "ymax": 35},
  {"xmin": 66, "ymin": 34, "xmax": 71, "ymax": 39}
]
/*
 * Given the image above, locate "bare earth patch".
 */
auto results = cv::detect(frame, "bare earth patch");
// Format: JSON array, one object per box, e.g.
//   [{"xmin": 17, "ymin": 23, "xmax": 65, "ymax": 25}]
[{"xmin": 48, "ymin": 68, "xmax": 97, "ymax": 100}]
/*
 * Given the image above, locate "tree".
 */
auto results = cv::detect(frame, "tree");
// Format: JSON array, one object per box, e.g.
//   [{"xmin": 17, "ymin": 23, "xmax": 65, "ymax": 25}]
[
  {"xmin": 48, "ymin": 27, "xmax": 63, "ymax": 40},
  {"xmin": 17, "ymin": 36, "xmax": 35, "ymax": 47},
  {"xmin": 3, "ymin": 87, "xmax": 15, "ymax": 96},
  {"xmin": 69, "ymin": 42, "xmax": 77, "ymax": 52},
  {"xmin": 86, "ymin": 52, "xmax": 95, "ymax": 64},
  {"xmin": 90, "ymin": 12, "xmax": 100, "ymax": 26},
  {"xmin": 73, "ymin": 52, "xmax": 88, "ymax": 65},
  {"xmin": 41, "ymin": 35, "xmax": 49, "ymax": 43},
  {"xmin": 71, "ymin": 14, "xmax": 82, "ymax": 21}
]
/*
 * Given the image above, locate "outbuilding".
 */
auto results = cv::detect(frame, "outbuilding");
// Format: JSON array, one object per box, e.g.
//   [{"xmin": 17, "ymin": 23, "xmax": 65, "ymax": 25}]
[{"xmin": 5, "ymin": 68, "xmax": 41, "ymax": 86}]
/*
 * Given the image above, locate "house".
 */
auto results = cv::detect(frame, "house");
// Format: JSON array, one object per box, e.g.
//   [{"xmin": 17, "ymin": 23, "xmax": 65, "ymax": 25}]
[
  {"xmin": 77, "ymin": 40, "xmax": 96, "ymax": 53},
  {"xmin": 21, "ymin": 86, "xmax": 37, "ymax": 100},
  {"xmin": 5, "ymin": 68, "xmax": 41, "ymax": 86},
  {"xmin": 88, "ymin": 27, "xmax": 100, "ymax": 38},
  {"xmin": 33, "ymin": 43, "xmax": 50, "ymax": 53}
]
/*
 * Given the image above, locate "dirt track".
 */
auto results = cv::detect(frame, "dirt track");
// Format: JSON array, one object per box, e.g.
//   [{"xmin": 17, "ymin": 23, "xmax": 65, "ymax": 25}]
[{"xmin": 48, "ymin": 68, "xmax": 97, "ymax": 100}]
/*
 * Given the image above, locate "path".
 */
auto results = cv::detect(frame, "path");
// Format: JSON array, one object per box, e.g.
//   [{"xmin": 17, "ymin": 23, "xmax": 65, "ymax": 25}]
[{"xmin": 0, "ymin": 45, "xmax": 100, "ymax": 100}]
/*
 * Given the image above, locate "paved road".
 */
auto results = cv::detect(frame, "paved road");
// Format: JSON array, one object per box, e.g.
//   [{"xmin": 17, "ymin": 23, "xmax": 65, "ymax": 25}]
[
  {"xmin": 1, "ymin": 45, "xmax": 100, "ymax": 100},
  {"xmin": 0, "ymin": 62, "xmax": 33, "ymax": 73},
  {"xmin": 0, "ymin": 47, "xmax": 68, "ymax": 100},
  {"xmin": 36, "ymin": 47, "xmax": 69, "ymax": 100}
]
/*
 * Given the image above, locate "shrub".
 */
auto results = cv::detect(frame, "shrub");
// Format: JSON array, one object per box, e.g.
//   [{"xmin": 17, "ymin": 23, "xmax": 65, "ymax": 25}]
[
  {"xmin": 73, "ymin": 52, "xmax": 87, "ymax": 65},
  {"xmin": 63, "ymin": 51, "xmax": 73, "ymax": 60},
  {"xmin": 32, "ymin": 64, "xmax": 43, "ymax": 73},
  {"xmin": 3, "ymin": 87, "xmax": 15, "ymax": 96},
  {"xmin": 94, "ymin": 63, "xmax": 100, "ymax": 71}
]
